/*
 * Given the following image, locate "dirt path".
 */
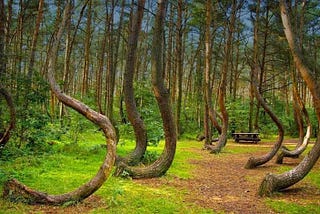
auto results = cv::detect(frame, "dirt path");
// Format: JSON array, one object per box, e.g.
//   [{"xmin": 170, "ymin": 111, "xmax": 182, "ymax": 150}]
[{"xmin": 137, "ymin": 141, "xmax": 320, "ymax": 213}]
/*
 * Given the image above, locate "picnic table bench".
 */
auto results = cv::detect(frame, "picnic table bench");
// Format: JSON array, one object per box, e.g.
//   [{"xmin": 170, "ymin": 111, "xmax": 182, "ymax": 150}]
[{"xmin": 232, "ymin": 132, "xmax": 260, "ymax": 144}]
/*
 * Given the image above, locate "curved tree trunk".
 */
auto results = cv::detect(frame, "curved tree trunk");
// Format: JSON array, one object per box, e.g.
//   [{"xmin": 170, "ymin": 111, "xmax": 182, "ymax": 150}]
[
  {"xmin": 0, "ymin": 87, "xmax": 16, "ymax": 148},
  {"xmin": 258, "ymin": 1, "xmax": 320, "ymax": 196},
  {"xmin": 208, "ymin": 108, "xmax": 222, "ymax": 135},
  {"xmin": 245, "ymin": 0, "xmax": 283, "ymax": 169},
  {"xmin": 244, "ymin": 66, "xmax": 284, "ymax": 169},
  {"xmin": 210, "ymin": 0, "xmax": 237, "ymax": 154},
  {"xmin": 2, "ymin": 3, "xmax": 117, "ymax": 205},
  {"xmin": 276, "ymin": 125, "xmax": 311, "ymax": 164},
  {"xmin": 276, "ymin": 70, "xmax": 311, "ymax": 164},
  {"xmin": 116, "ymin": 0, "xmax": 147, "ymax": 166},
  {"xmin": 114, "ymin": 0, "xmax": 177, "ymax": 179}
]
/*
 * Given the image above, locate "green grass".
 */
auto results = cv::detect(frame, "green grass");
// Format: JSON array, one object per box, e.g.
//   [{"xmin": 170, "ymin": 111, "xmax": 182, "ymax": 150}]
[
  {"xmin": 0, "ymin": 131, "xmax": 213, "ymax": 213},
  {"xmin": 1, "ymin": 131, "xmax": 320, "ymax": 213},
  {"xmin": 266, "ymin": 200, "xmax": 320, "ymax": 214}
]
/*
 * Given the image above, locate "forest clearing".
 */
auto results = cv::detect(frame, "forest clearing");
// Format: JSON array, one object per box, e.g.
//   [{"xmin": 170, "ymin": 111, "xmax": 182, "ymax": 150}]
[
  {"xmin": 1, "ymin": 0, "xmax": 320, "ymax": 213},
  {"xmin": 1, "ymin": 136, "xmax": 320, "ymax": 213}
]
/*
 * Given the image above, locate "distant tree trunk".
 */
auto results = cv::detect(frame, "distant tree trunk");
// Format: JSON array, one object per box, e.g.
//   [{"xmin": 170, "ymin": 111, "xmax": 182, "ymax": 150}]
[
  {"xmin": 105, "ymin": 0, "xmax": 116, "ymax": 120},
  {"xmin": 203, "ymin": 0, "xmax": 212, "ymax": 145},
  {"xmin": 258, "ymin": 1, "xmax": 320, "ymax": 196},
  {"xmin": 253, "ymin": 4, "xmax": 270, "ymax": 131},
  {"xmin": 0, "ymin": 87, "xmax": 16, "ymax": 149},
  {"xmin": 81, "ymin": 0, "xmax": 92, "ymax": 97},
  {"xmin": 0, "ymin": 0, "xmax": 5, "ymax": 131},
  {"xmin": 96, "ymin": 1, "xmax": 109, "ymax": 114},
  {"xmin": 0, "ymin": 0, "xmax": 5, "ymax": 81},
  {"xmin": 2, "ymin": 3, "xmax": 117, "ymax": 205},
  {"xmin": 114, "ymin": 0, "xmax": 177, "ymax": 179},
  {"xmin": 116, "ymin": 0, "xmax": 147, "ymax": 166},
  {"xmin": 248, "ymin": 0, "xmax": 259, "ymax": 133},
  {"xmin": 175, "ymin": 0, "xmax": 183, "ymax": 138},
  {"xmin": 18, "ymin": 0, "xmax": 44, "ymax": 143},
  {"xmin": 245, "ymin": 0, "xmax": 283, "ymax": 169},
  {"xmin": 210, "ymin": 0, "xmax": 237, "ymax": 153},
  {"xmin": 276, "ymin": 65, "xmax": 311, "ymax": 164},
  {"xmin": 61, "ymin": 0, "xmax": 86, "ymax": 118},
  {"xmin": 26, "ymin": 0, "xmax": 44, "ymax": 90},
  {"xmin": 165, "ymin": 3, "xmax": 174, "ymax": 89}
]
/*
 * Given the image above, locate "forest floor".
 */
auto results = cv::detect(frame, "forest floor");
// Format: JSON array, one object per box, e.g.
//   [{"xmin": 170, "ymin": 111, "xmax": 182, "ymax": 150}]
[
  {"xmin": 136, "ymin": 139, "xmax": 320, "ymax": 213},
  {"xmin": 5, "ymin": 139, "xmax": 320, "ymax": 213}
]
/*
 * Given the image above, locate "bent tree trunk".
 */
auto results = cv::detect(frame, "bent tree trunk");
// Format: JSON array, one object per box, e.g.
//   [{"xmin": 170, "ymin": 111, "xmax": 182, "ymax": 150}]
[
  {"xmin": 208, "ymin": 108, "xmax": 222, "ymax": 135},
  {"xmin": 244, "ymin": 66, "xmax": 284, "ymax": 169},
  {"xmin": 209, "ymin": 0, "xmax": 237, "ymax": 154},
  {"xmin": 276, "ymin": 70, "xmax": 311, "ymax": 164},
  {"xmin": 0, "ymin": 87, "xmax": 16, "ymax": 149},
  {"xmin": 245, "ymin": 0, "xmax": 283, "ymax": 168},
  {"xmin": 116, "ymin": 0, "xmax": 147, "ymax": 166},
  {"xmin": 258, "ymin": 1, "xmax": 320, "ymax": 196},
  {"xmin": 2, "ymin": 3, "xmax": 117, "ymax": 205},
  {"xmin": 276, "ymin": 126, "xmax": 311, "ymax": 164},
  {"xmin": 114, "ymin": 0, "xmax": 177, "ymax": 179}
]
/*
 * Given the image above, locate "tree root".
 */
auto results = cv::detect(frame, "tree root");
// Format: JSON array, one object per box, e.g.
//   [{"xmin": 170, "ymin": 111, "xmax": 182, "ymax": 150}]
[{"xmin": 258, "ymin": 173, "xmax": 279, "ymax": 197}]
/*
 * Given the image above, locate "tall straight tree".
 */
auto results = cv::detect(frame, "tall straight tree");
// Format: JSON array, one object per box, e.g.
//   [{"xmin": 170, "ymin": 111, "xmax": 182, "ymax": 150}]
[
  {"xmin": 60, "ymin": 1, "xmax": 88, "ymax": 118},
  {"xmin": 0, "ymin": 0, "xmax": 5, "ymax": 81},
  {"xmin": 104, "ymin": 0, "xmax": 120, "ymax": 121},
  {"xmin": 81, "ymin": 0, "xmax": 92, "ymax": 97},
  {"xmin": 175, "ymin": 0, "xmax": 184, "ymax": 137},
  {"xmin": 0, "ymin": 88, "xmax": 16, "ymax": 148},
  {"xmin": 203, "ymin": 0, "xmax": 212, "ymax": 146},
  {"xmin": 258, "ymin": 1, "xmax": 320, "ymax": 196}
]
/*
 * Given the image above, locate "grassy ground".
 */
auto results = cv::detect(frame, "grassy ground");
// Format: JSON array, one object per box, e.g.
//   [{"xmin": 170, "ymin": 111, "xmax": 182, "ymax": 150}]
[{"xmin": 0, "ymin": 132, "xmax": 320, "ymax": 213}]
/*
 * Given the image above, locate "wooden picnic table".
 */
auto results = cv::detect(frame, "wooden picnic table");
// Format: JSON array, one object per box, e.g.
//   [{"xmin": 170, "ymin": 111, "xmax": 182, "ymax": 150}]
[{"xmin": 232, "ymin": 132, "xmax": 261, "ymax": 144}]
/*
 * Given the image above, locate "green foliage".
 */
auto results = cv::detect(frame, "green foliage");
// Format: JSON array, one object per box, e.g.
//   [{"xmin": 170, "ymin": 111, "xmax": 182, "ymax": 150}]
[
  {"xmin": 118, "ymin": 81, "xmax": 164, "ymax": 146},
  {"xmin": 227, "ymin": 98, "xmax": 252, "ymax": 134},
  {"xmin": 141, "ymin": 150, "xmax": 159, "ymax": 165}
]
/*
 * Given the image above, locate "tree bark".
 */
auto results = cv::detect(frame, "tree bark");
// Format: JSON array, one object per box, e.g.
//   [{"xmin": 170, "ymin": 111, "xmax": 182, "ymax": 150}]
[
  {"xmin": 26, "ymin": 0, "xmax": 44, "ymax": 90},
  {"xmin": 116, "ymin": 0, "xmax": 147, "ymax": 166},
  {"xmin": 245, "ymin": 0, "xmax": 283, "ymax": 169},
  {"xmin": 175, "ymin": 0, "xmax": 184, "ymax": 138},
  {"xmin": 203, "ymin": 0, "xmax": 212, "ymax": 145},
  {"xmin": 2, "ymin": 3, "xmax": 117, "ymax": 205},
  {"xmin": 210, "ymin": 0, "xmax": 237, "ymax": 153},
  {"xmin": 276, "ymin": 67, "xmax": 311, "ymax": 164},
  {"xmin": 244, "ymin": 65, "xmax": 284, "ymax": 169},
  {"xmin": 258, "ymin": 1, "xmax": 320, "ymax": 196},
  {"xmin": 81, "ymin": 0, "xmax": 92, "ymax": 97},
  {"xmin": 0, "ymin": 0, "xmax": 5, "ymax": 81},
  {"xmin": 114, "ymin": 0, "xmax": 177, "ymax": 179},
  {"xmin": 276, "ymin": 126, "xmax": 311, "ymax": 164},
  {"xmin": 0, "ymin": 87, "xmax": 16, "ymax": 149}
]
